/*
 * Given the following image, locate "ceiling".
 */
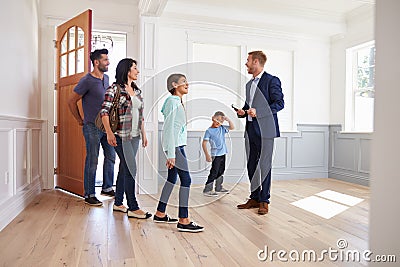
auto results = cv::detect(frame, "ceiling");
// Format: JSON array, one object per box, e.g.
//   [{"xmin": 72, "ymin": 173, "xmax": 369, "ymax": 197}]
[
  {"xmin": 165, "ymin": 0, "xmax": 375, "ymax": 19},
  {"xmin": 160, "ymin": 0, "xmax": 375, "ymax": 36}
]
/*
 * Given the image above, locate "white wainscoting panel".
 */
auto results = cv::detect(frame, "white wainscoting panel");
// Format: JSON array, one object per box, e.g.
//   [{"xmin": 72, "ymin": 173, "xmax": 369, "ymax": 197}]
[
  {"xmin": 359, "ymin": 138, "xmax": 371, "ymax": 174},
  {"xmin": 0, "ymin": 129, "xmax": 13, "ymax": 206},
  {"xmin": 329, "ymin": 125, "xmax": 371, "ymax": 185},
  {"xmin": 0, "ymin": 116, "xmax": 43, "ymax": 231},
  {"xmin": 31, "ymin": 129, "xmax": 41, "ymax": 180},
  {"xmin": 154, "ymin": 124, "xmax": 371, "ymax": 189},
  {"xmin": 158, "ymin": 123, "xmax": 330, "ymax": 185},
  {"xmin": 15, "ymin": 129, "xmax": 29, "ymax": 191},
  {"xmin": 332, "ymin": 135, "xmax": 356, "ymax": 171},
  {"xmin": 186, "ymin": 135, "xmax": 204, "ymax": 174},
  {"xmin": 273, "ymin": 137, "xmax": 288, "ymax": 169},
  {"xmin": 292, "ymin": 131, "xmax": 326, "ymax": 168}
]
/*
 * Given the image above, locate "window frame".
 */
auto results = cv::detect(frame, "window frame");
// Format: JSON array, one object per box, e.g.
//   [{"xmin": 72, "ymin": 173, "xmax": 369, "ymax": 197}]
[{"xmin": 345, "ymin": 40, "xmax": 375, "ymax": 132}]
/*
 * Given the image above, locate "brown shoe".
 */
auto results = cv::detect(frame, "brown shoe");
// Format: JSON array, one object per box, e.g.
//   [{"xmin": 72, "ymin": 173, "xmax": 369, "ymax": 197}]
[
  {"xmin": 237, "ymin": 199, "xmax": 259, "ymax": 209},
  {"xmin": 258, "ymin": 202, "xmax": 269, "ymax": 215}
]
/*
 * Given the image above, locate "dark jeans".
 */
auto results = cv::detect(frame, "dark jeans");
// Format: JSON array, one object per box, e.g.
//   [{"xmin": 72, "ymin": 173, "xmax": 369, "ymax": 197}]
[
  {"xmin": 245, "ymin": 122, "xmax": 274, "ymax": 203},
  {"xmin": 157, "ymin": 146, "xmax": 191, "ymax": 218},
  {"xmin": 204, "ymin": 154, "xmax": 226, "ymax": 192},
  {"xmin": 114, "ymin": 135, "xmax": 140, "ymax": 211},
  {"xmin": 82, "ymin": 122, "xmax": 115, "ymax": 198}
]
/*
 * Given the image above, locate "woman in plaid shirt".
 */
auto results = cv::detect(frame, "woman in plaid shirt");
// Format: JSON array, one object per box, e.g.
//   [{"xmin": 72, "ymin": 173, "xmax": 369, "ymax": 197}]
[{"xmin": 100, "ymin": 58, "xmax": 151, "ymax": 219}]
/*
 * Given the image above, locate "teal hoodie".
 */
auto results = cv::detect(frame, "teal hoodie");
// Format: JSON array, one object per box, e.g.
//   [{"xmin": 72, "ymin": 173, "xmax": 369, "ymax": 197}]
[{"xmin": 161, "ymin": 95, "xmax": 187, "ymax": 158}]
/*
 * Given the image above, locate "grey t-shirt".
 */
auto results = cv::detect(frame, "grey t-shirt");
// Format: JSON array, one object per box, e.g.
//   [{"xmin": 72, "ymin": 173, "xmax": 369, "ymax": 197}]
[{"xmin": 74, "ymin": 73, "xmax": 110, "ymax": 124}]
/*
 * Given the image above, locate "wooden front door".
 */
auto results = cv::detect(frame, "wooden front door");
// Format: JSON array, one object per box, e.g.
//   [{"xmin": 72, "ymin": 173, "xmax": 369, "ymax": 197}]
[{"xmin": 55, "ymin": 10, "xmax": 92, "ymax": 196}]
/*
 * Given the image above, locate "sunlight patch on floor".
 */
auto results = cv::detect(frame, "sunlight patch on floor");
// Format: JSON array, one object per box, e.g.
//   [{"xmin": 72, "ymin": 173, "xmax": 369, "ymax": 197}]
[
  {"xmin": 315, "ymin": 190, "xmax": 364, "ymax": 206},
  {"xmin": 291, "ymin": 190, "xmax": 364, "ymax": 219}
]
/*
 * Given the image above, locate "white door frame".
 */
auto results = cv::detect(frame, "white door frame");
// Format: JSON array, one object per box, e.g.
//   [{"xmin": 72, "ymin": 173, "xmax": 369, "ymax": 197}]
[{"xmin": 41, "ymin": 16, "xmax": 160, "ymax": 193}]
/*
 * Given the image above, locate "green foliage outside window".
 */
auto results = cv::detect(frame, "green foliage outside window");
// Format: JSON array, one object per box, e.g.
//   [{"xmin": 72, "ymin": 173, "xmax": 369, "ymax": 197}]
[{"xmin": 356, "ymin": 46, "xmax": 375, "ymax": 98}]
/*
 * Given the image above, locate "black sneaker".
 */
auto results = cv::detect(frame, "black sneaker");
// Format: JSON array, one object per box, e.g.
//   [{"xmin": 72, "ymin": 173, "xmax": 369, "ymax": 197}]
[
  {"xmin": 215, "ymin": 187, "xmax": 229, "ymax": 193},
  {"xmin": 101, "ymin": 190, "xmax": 115, "ymax": 197},
  {"xmin": 84, "ymin": 196, "xmax": 103, "ymax": 206},
  {"xmin": 177, "ymin": 221, "xmax": 204, "ymax": 232},
  {"xmin": 203, "ymin": 190, "xmax": 218, "ymax": 197},
  {"xmin": 153, "ymin": 214, "xmax": 178, "ymax": 224}
]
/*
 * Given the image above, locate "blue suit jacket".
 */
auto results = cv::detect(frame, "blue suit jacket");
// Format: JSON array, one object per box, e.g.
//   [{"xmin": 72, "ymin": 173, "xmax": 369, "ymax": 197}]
[{"xmin": 240, "ymin": 71, "xmax": 284, "ymax": 138}]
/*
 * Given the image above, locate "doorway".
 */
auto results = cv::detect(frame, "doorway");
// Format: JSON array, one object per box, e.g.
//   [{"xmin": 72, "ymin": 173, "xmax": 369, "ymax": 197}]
[
  {"xmin": 54, "ymin": 27, "xmax": 127, "ymax": 191},
  {"xmin": 91, "ymin": 31, "xmax": 127, "ymax": 187}
]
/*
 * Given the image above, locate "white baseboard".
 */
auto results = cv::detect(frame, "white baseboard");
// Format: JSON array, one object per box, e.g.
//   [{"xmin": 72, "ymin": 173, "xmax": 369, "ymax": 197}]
[
  {"xmin": 159, "ymin": 169, "xmax": 329, "ymax": 185},
  {"xmin": 272, "ymin": 170, "xmax": 328, "ymax": 180},
  {"xmin": 0, "ymin": 178, "xmax": 41, "ymax": 232},
  {"xmin": 328, "ymin": 169, "xmax": 369, "ymax": 186}
]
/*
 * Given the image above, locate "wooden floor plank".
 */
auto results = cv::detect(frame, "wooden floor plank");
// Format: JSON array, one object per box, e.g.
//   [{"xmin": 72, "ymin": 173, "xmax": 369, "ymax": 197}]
[
  {"xmin": 48, "ymin": 198, "xmax": 91, "ymax": 266},
  {"xmin": 78, "ymin": 200, "xmax": 111, "ymax": 267}
]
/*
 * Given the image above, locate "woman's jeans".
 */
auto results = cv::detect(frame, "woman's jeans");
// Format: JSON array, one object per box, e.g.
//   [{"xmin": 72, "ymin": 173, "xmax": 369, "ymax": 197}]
[
  {"xmin": 157, "ymin": 146, "xmax": 191, "ymax": 218},
  {"xmin": 114, "ymin": 135, "xmax": 141, "ymax": 211},
  {"xmin": 82, "ymin": 123, "xmax": 115, "ymax": 198}
]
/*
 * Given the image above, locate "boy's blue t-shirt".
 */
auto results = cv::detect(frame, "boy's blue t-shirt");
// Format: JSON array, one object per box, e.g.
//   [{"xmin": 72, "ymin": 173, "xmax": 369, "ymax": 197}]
[
  {"xmin": 74, "ymin": 73, "xmax": 110, "ymax": 124},
  {"xmin": 203, "ymin": 125, "xmax": 229, "ymax": 156}
]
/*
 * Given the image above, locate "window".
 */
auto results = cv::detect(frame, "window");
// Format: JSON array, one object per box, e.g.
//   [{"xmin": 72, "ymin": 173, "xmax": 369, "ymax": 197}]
[
  {"xmin": 59, "ymin": 26, "xmax": 85, "ymax": 77},
  {"xmin": 188, "ymin": 43, "xmax": 242, "ymax": 130},
  {"xmin": 346, "ymin": 41, "xmax": 375, "ymax": 132}
]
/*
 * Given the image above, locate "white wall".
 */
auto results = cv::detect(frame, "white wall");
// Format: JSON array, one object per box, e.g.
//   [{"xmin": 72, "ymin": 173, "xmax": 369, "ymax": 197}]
[
  {"xmin": 0, "ymin": 0, "xmax": 42, "ymax": 231},
  {"xmin": 370, "ymin": 0, "xmax": 400, "ymax": 264},
  {"xmin": 0, "ymin": 0, "xmax": 40, "ymax": 118},
  {"xmin": 156, "ymin": 18, "xmax": 332, "ymax": 131},
  {"xmin": 293, "ymin": 38, "xmax": 331, "ymax": 125},
  {"xmin": 330, "ymin": 5, "xmax": 374, "ymax": 126}
]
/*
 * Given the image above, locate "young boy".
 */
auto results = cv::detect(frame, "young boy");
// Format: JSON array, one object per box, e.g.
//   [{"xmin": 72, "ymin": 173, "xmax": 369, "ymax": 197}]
[{"xmin": 202, "ymin": 111, "xmax": 234, "ymax": 196}]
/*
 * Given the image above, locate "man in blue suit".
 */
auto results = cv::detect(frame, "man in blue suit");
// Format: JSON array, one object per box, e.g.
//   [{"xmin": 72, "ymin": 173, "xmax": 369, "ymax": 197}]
[{"xmin": 236, "ymin": 50, "xmax": 284, "ymax": 215}]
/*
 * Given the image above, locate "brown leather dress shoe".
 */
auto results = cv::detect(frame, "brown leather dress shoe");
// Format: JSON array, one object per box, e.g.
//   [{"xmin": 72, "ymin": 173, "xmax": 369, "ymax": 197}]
[
  {"xmin": 258, "ymin": 202, "xmax": 269, "ymax": 215},
  {"xmin": 237, "ymin": 199, "xmax": 259, "ymax": 209}
]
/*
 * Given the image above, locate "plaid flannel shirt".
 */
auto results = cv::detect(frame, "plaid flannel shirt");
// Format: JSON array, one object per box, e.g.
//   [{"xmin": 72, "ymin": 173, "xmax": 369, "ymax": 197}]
[{"xmin": 100, "ymin": 84, "xmax": 143, "ymax": 141}]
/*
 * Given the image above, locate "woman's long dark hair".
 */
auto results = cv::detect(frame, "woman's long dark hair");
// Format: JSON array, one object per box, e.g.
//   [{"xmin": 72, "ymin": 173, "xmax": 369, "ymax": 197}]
[{"xmin": 115, "ymin": 58, "xmax": 141, "ymax": 94}]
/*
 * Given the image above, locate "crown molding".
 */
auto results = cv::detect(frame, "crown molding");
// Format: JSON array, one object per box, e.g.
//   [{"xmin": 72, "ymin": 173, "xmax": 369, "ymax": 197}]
[
  {"xmin": 159, "ymin": 16, "xmax": 333, "ymax": 43},
  {"xmin": 89, "ymin": 0, "xmax": 139, "ymax": 4},
  {"xmin": 161, "ymin": 11, "xmax": 343, "ymax": 39},
  {"xmin": 345, "ymin": 3, "xmax": 374, "ymax": 24},
  {"xmin": 163, "ymin": 1, "xmax": 347, "ymax": 37},
  {"xmin": 139, "ymin": 0, "xmax": 168, "ymax": 16},
  {"xmin": 165, "ymin": 1, "xmax": 346, "ymax": 24}
]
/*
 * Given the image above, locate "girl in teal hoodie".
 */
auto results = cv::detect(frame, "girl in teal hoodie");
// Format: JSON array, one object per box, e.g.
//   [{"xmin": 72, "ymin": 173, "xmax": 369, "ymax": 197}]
[{"xmin": 154, "ymin": 73, "xmax": 204, "ymax": 233}]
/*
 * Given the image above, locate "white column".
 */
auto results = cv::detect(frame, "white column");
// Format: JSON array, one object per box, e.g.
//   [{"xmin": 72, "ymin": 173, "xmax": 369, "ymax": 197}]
[
  {"xmin": 137, "ymin": 16, "xmax": 159, "ymax": 194},
  {"xmin": 369, "ymin": 1, "xmax": 400, "ymax": 264}
]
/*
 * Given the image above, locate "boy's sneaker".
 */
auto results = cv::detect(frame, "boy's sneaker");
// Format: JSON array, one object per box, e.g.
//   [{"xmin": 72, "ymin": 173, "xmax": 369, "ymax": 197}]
[
  {"xmin": 203, "ymin": 190, "xmax": 218, "ymax": 197},
  {"xmin": 84, "ymin": 196, "xmax": 103, "ymax": 206},
  {"xmin": 177, "ymin": 221, "xmax": 204, "ymax": 233},
  {"xmin": 215, "ymin": 187, "xmax": 229, "ymax": 193},
  {"xmin": 153, "ymin": 214, "xmax": 178, "ymax": 223},
  {"xmin": 101, "ymin": 189, "xmax": 115, "ymax": 197}
]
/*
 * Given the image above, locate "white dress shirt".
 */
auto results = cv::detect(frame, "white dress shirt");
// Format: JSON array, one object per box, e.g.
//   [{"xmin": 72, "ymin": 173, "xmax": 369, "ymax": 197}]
[{"xmin": 248, "ymin": 71, "xmax": 263, "ymax": 121}]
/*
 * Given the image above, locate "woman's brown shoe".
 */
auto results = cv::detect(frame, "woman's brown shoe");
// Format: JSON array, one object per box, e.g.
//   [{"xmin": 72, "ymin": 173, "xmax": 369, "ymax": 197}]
[
  {"xmin": 258, "ymin": 202, "xmax": 269, "ymax": 215},
  {"xmin": 237, "ymin": 199, "xmax": 259, "ymax": 209}
]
